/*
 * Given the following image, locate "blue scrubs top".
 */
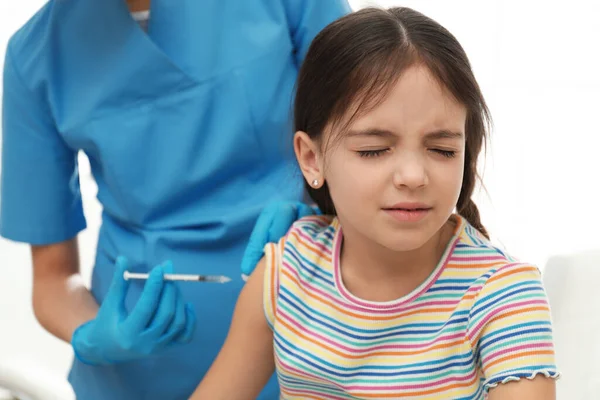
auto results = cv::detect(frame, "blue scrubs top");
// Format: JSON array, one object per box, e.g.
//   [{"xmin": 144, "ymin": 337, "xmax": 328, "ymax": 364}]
[{"xmin": 0, "ymin": 0, "xmax": 350, "ymax": 398}]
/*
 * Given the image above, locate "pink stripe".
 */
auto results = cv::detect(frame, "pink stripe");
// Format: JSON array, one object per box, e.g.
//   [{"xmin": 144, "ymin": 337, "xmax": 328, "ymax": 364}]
[
  {"xmin": 482, "ymin": 342, "xmax": 554, "ymax": 365},
  {"xmin": 469, "ymin": 299, "xmax": 548, "ymax": 339},
  {"xmin": 294, "ymin": 229, "xmax": 333, "ymax": 256},
  {"xmin": 300, "ymin": 216, "xmax": 331, "ymax": 228},
  {"xmin": 280, "ymin": 309, "xmax": 465, "ymax": 353},
  {"xmin": 279, "ymin": 362, "xmax": 324, "ymax": 383},
  {"xmin": 283, "ymin": 263, "xmax": 462, "ymax": 316},
  {"xmin": 466, "ymin": 285, "xmax": 484, "ymax": 294},
  {"xmin": 345, "ymin": 370, "xmax": 476, "ymax": 393},
  {"xmin": 279, "ymin": 311, "xmax": 351, "ymax": 353},
  {"xmin": 279, "ymin": 355, "xmax": 476, "ymax": 394},
  {"xmin": 341, "ymin": 368, "xmax": 477, "ymax": 391},
  {"xmin": 284, "ymin": 388, "xmax": 347, "ymax": 400},
  {"xmin": 449, "ymin": 255, "xmax": 507, "ymax": 262},
  {"xmin": 333, "ymin": 227, "xmax": 459, "ymax": 310},
  {"xmin": 278, "ymin": 357, "xmax": 341, "ymax": 394}
]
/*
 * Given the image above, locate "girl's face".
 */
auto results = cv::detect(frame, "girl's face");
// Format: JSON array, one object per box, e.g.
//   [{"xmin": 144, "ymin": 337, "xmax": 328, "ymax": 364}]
[{"xmin": 296, "ymin": 64, "xmax": 467, "ymax": 252}]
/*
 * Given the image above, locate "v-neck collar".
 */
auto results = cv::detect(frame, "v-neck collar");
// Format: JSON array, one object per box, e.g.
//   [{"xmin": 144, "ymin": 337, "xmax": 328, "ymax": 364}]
[{"xmin": 71, "ymin": 0, "xmax": 199, "ymax": 85}]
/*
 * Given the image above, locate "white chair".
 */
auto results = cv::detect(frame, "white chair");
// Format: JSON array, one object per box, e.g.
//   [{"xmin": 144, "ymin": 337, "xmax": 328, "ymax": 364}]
[
  {"xmin": 0, "ymin": 357, "xmax": 74, "ymax": 400},
  {"xmin": 543, "ymin": 249, "xmax": 600, "ymax": 400}
]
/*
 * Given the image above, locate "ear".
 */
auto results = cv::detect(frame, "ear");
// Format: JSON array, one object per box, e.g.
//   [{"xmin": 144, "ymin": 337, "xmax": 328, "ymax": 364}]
[{"xmin": 294, "ymin": 131, "xmax": 323, "ymax": 186}]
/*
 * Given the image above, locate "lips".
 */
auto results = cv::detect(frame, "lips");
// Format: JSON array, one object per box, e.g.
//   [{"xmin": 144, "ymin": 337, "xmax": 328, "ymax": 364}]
[
  {"xmin": 382, "ymin": 203, "xmax": 432, "ymax": 223},
  {"xmin": 383, "ymin": 203, "xmax": 432, "ymax": 211}
]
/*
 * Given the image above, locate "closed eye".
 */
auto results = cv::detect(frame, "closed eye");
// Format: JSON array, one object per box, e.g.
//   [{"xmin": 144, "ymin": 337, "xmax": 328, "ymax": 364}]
[
  {"xmin": 357, "ymin": 149, "xmax": 390, "ymax": 158},
  {"xmin": 430, "ymin": 149, "xmax": 456, "ymax": 158}
]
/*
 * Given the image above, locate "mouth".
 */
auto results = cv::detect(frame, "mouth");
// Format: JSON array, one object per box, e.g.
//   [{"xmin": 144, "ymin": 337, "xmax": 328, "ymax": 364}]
[
  {"xmin": 383, "ymin": 207, "xmax": 431, "ymax": 211},
  {"xmin": 382, "ymin": 203, "xmax": 432, "ymax": 211},
  {"xmin": 382, "ymin": 205, "xmax": 432, "ymax": 222}
]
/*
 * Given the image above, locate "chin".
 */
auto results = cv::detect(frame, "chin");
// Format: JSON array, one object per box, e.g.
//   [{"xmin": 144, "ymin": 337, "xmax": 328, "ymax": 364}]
[{"xmin": 379, "ymin": 235, "xmax": 429, "ymax": 253}]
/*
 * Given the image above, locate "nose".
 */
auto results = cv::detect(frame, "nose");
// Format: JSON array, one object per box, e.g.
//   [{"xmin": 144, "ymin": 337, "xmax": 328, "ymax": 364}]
[{"xmin": 392, "ymin": 152, "xmax": 428, "ymax": 189}]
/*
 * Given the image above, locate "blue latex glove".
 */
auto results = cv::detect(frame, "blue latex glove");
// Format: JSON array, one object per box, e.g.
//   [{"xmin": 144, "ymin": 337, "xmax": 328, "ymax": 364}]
[
  {"xmin": 71, "ymin": 256, "xmax": 196, "ymax": 365},
  {"xmin": 241, "ymin": 201, "xmax": 319, "ymax": 279}
]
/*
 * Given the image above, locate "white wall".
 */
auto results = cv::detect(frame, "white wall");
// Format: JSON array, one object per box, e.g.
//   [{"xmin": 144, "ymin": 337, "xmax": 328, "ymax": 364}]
[
  {"xmin": 1, "ymin": 0, "xmax": 599, "ymax": 393},
  {"xmin": 0, "ymin": 0, "xmax": 101, "ymax": 386},
  {"xmin": 352, "ymin": 0, "xmax": 600, "ymax": 267}
]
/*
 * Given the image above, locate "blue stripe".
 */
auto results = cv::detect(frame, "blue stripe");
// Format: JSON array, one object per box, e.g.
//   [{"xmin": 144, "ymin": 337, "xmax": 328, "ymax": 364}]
[
  {"xmin": 285, "ymin": 245, "xmax": 334, "ymax": 284},
  {"xmin": 435, "ymin": 279, "xmax": 478, "ymax": 284},
  {"xmin": 477, "ymin": 321, "xmax": 552, "ymax": 342},
  {"xmin": 480, "ymin": 327, "xmax": 553, "ymax": 351},
  {"xmin": 471, "ymin": 284, "xmax": 544, "ymax": 317},
  {"xmin": 280, "ymin": 288, "xmax": 469, "ymax": 338},
  {"xmin": 428, "ymin": 285, "xmax": 471, "ymax": 292},
  {"xmin": 275, "ymin": 333, "xmax": 477, "ymax": 377}
]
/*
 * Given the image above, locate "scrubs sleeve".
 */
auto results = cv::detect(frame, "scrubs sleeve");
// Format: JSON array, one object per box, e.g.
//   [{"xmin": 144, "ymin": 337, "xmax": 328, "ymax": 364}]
[
  {"xmin": 0, "ymin": 44, "xmax": 86, "ymax": 245},
  {"xmin": 283, "ymin": 0, "xmax": 352, "ymax": 65}
]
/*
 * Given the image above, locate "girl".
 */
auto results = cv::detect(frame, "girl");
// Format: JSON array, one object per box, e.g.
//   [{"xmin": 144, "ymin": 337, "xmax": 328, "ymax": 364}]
[{"xmin": 191, "ymin": 7, "xmax": 559, "ymax": 399}]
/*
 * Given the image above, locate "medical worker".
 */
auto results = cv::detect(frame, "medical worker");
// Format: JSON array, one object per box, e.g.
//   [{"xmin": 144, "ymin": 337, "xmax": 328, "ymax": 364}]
[{"xmin": 0, "ymin": 0, "xmax": 350, "ymax": 398}]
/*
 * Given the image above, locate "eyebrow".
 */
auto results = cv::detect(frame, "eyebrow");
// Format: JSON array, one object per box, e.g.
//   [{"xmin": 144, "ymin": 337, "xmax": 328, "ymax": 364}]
[
  {"xmin": 346, "ymin": 129, "xmax": 396, "ymax": 138},
  {"xmin": 423, "ymin": 130, "xmax": 464, "ymax": 140},
  {"xmin": 346, "ymin": 128, "xmax": 464, "ymax": 140}
]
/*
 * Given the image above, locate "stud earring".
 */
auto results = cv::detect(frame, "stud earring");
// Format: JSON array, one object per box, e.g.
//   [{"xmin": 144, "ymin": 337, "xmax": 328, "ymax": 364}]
[{"xmin": 312, "ymin": 179, "xmax": 319, "ymax": 187}]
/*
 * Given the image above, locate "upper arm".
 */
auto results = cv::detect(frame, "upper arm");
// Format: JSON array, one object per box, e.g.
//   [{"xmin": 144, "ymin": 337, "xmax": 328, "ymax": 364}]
[
  {"xmin": 282, "ymin": 0, "xmax": 351, "ymax": 64},
  {"xmin": 191, "ymin": 258, "xmax": 275, "ymax": 400},
  {"xmin": 31, "ymin": 238, "xmax": 80, "ymax": 280},
  {"xmin": 0, "ymin": 42, "xmax": 86, "ymax": 245},
  {"xmin": 487, "ymin": 374, "xmax": 556, "ymax": 400},
  {"xmin": 467, "ymin": 263, "xmax": 559, "ymax": 396}
]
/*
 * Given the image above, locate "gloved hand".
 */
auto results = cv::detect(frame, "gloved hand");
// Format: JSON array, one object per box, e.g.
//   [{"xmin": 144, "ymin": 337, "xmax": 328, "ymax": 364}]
[
  {"xmin": 241, "ymin": 200, "xmax": 319, "ymax": 279},
  {"xmin": 71, "ymin": 256, "xmax": 196, "ymax": 365}
]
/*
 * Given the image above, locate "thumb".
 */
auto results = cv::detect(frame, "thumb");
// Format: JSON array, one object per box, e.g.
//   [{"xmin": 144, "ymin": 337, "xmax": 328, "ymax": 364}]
[
  {"xmin": 105, "ymin": 255, "xmax": 131, "ymax": 317},
  {"xmin": 241, "ymin": 205, "xmax": 278, "ymax": 278}
]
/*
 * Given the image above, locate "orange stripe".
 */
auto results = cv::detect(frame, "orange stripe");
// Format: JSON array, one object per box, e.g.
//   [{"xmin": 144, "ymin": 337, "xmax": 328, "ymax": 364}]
[
  {"xmin": 338, "ymin": 372, "xmax": 480, "ymax": 398},
  {"xmin": 278, "ymin": 362, "xmax": 334, "ymax": 389},
  {"xmin": 281, "ymin": 268, "xmax": 456, "ymax": 321},
  {"xmin": 279, "ymin": 364, "xmax": 481, "ymax": 398},
  {"xmin": 486, "ymin": 265, "xmax": 537, "ymax": 284},
  {"xmin": 488, "ymin": 306, "xmax": 550, "ymax": 326},
  {"xmin": 288, "ymin": 230, "xmax": 331, "ymax": 260},
  {"xmin": 277, "ymin": 316, "xmax": 465, "ymax": 358},
  {"xmin": 470, "ymin": 305, "xmax": 549, "ymax": 345},
  {"xmin": 445, "ymin": 262, "xmax": 505, "ymax": 269},
  {"xmin": 268, "ymin": 245, "xmax": 277, "ymax": 321},
  {"xmin": 281, "ymin": 388, "xmax": 323, "ymax": 400},
  {"xmin": 485, "ymin": 349, "xmax": 555, "ymax": 370}
]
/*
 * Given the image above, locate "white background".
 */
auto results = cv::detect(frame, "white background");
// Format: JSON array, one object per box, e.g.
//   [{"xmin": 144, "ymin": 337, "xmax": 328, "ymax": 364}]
[{"xmin": 1, "ymin": 0, "xmax": 599, "ymax": 394}]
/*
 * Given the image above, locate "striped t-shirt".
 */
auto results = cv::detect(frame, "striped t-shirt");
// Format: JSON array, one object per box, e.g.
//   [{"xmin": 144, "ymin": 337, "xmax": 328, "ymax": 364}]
[{"xmin": 263, "ymin": 214, "xmax": 558, "ymax": 399}]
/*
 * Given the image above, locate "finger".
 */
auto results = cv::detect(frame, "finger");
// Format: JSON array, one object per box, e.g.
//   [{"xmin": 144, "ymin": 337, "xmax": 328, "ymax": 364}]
[
  {"xmin": 156, "ymin": 292, "xmax": 187, "ymax": 347},
  {"xmin": 105, "ymin": 256, "xmax": 131, "ymax": 316},
  {"xmin": 265, "ymin": 202, "xmax": 298, "ymax": 243},
  {"xmin": 240, "ymin": 204, "xmax": 279, "ymax": 277},
  {"xmin": 175, "ymin": 303, "xmax": 196, "ymax": 344},
  {"xmin": 143, "ymin": 262, "xmax": 179, "ymax": 337},
  {"xmin": 124, "ymin": 264, "xmax": 166, "ymax": 333}
]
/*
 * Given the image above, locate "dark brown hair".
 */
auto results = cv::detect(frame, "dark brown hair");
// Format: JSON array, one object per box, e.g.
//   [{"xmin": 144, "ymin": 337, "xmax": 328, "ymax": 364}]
[{"xmin": 294, "ymin": 7, "xmax": 490, "ymax": 238}]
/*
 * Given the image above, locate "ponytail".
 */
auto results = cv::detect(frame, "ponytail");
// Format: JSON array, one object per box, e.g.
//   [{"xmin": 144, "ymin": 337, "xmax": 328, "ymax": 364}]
[{"xmin": 457, "ymin": 197, "xmax": 489, "ymax": 239}]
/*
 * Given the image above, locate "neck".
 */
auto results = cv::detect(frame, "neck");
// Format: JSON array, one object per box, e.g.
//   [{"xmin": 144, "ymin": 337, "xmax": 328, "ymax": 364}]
[
  {"xmin": 126, "ymin": 0, "xmax": 151, "ymax": 13},
  {"xmin": 338, "ymin": 218, "xmax": 455, "ymax": 300}
]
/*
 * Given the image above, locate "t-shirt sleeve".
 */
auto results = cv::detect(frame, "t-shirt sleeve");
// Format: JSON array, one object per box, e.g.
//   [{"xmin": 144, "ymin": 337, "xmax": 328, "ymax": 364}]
[
  {"xmin": 263, "ymin": 236, "xmax": 286, "ymax": 330},
  {"xmin": 467, "ymin": 263, "xmax": 560, "ymax": 390},
  {"xmin": 0, "ymin": 42, "xmax": 86, "ymax": 244}
]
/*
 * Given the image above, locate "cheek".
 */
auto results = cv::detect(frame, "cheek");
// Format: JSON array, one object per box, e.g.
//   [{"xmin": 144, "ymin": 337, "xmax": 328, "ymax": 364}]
[
  {"xmin": 433, "ymin": 159, "xmax": 464, "ymax": 199},
  {"xmin": 325, "ymin": 155, "xmax": 381, "ymax": 206}
]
